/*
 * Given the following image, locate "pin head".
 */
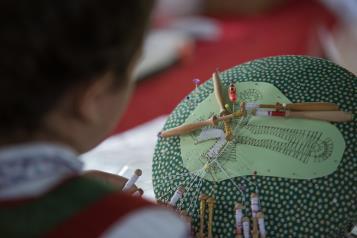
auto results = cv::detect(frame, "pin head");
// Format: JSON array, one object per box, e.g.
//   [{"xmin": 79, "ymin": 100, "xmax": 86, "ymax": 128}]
[
  {"xmin": 135, "ymin": 169, "xmax": 142, "ymax": 176},
  {"xmin": 193, "ymin": 78, "xmax": 201, "ymax": 85}
]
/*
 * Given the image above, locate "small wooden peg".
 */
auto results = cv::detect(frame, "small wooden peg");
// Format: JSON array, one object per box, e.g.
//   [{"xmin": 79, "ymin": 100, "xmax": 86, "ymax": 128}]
[{"xmin": 223, "ymin": 121, "xmax": 234, "ymax": 141}]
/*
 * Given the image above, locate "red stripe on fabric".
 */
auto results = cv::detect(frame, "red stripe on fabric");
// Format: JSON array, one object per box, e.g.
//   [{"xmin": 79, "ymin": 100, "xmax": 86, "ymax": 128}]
[{"xmin": 45, "ymin": 192, "xmax": 155, "ymax": 238}]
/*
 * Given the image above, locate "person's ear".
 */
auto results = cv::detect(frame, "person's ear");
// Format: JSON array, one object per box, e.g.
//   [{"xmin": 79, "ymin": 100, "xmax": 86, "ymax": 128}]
[{"xmin": 76, "ymin": 72, "xmax": 114, "ymax": 124}]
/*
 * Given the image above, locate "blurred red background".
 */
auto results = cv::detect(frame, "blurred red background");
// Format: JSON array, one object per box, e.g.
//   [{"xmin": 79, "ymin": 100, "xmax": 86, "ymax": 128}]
[{"xmin": 113, "ymin": 0, "xmax": 335, "ymax": 135}]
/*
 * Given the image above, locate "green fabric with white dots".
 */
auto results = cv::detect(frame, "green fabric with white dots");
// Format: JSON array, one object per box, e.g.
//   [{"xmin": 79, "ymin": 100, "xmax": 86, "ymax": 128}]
[{"xmin": 152, "ymin": 56, "xmax": 357, "ymax": 237}]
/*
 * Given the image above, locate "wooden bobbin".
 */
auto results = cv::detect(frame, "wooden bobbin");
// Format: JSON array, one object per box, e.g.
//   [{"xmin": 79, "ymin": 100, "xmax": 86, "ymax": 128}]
[
  {"xmin": 252, "ymin": 218, "xmax": 259, "ymax": 238},
  {"xmin": 250, "ymin": 193, "xmax": 259, "ymax": 238},
  {"xmin": 198, "ymin": 194, "xmax": 208, "ymax": 238},
  {"xmin": 242, "ymin": 217, "xmax": 251, "ymax": 238},
  {"xmin": 257, "ymin": 212, "xmax": 266, "ymax": 238},
  {"xmin": 235, "ymin": 203, "xmax": 243, "ymax": 238},
  {"xmin": 207, "ymin": 197, "xmax": 216, "ymax": 238},
  {"xmin": 213, "ymin": 71, "xmax": 228, "ymax": 116},
  {"xmin": 223, "ymin": 121, "xmax": 234, "ymax": 141}
]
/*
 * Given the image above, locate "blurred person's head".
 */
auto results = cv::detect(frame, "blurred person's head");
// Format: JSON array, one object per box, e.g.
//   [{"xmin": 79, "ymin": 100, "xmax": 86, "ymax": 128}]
[{"xmin": 0, "ymin": 0, "xmax": 154, "ymax": 153}]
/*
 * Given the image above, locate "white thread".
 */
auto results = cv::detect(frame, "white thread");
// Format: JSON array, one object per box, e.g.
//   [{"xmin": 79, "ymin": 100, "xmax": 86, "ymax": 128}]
[
  {"xmin": 196, "ymin": 128, "xmax": 225, "ymax": 143},
  {"xmin": 186, "ymin": 171, "xmax": 205, "ymax": 216},
  {"xmin": 207, "ymin": 137, "xmax": 227, "ymax": 158},
  {"xmin": 196, "ymin": 128, "xmax": 227, "ymax": 159},
  {"xmin": 177, "ymin": 170, "xmax": 201, "ymax": 211}
]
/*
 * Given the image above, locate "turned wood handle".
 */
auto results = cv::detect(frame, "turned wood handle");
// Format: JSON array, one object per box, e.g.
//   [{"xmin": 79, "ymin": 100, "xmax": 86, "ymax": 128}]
[
  {"xmin": 259, "ymin": 102, "xmax": 339, "ymax": 111},
  {"xmin": 160, "ymin": 117, "xmax": 217, "ymax": 138},
  {"xmin": 286, "ymin": 102, "xmax": 339, "ymax": 111},
  {"xmin": 286, "ymin": 111, "xmax": 352, "ymax": 122},
  {"xmin": 213, "ymin": 72, "xmax": 227, "ymax": 114}
]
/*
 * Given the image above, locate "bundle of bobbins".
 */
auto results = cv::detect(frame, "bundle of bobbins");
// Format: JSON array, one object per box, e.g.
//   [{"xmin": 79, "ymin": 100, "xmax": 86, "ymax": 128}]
[
  {"xmin": 233, "ymin": 194, "xmax": 266, "ymax": 238},
  {"xmin": 198, "ymin": 194, "xmax": 216, "ymax": 238}
]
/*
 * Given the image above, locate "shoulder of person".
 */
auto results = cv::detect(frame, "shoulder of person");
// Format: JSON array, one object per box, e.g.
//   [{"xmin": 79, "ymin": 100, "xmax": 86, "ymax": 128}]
[{"xmin": 46, "ymin": 180, "xmax": 191, "ymax": 238}]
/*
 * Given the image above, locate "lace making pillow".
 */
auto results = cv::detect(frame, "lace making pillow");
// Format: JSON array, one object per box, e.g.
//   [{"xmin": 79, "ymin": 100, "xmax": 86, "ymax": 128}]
[{"xmin": 152, "ymin": 56, "xmax": 356, "ymax": 238}]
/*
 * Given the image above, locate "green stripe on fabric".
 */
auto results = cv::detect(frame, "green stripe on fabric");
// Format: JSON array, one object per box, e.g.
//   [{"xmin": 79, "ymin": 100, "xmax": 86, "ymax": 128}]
[{"xmin": 0, "ymin": 176, "xmax": 117, "ymax": 238}]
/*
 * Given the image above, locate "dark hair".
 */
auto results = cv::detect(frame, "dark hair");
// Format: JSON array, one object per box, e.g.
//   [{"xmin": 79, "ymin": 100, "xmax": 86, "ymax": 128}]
[{"xmin": 0, "ymin": 0, "xmax": 154, "ymax": 137}]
